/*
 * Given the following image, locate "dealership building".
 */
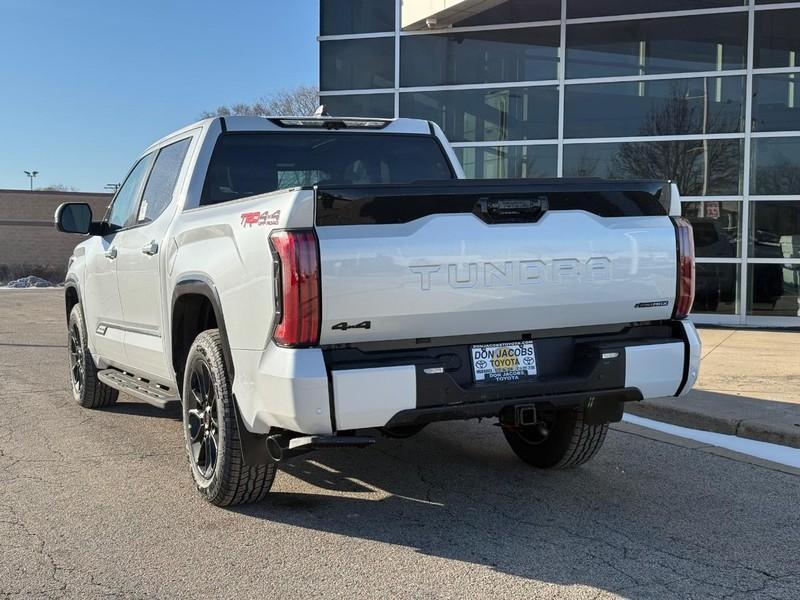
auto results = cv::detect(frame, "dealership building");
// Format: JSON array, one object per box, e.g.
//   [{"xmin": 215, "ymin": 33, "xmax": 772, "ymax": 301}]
[{"xmin": 318, "ymin": 0, "xmax": 800, "ymax": 326}]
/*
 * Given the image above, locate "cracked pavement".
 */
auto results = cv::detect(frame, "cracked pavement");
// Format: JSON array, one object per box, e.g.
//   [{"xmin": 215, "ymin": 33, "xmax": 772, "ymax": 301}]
[{"xmin": 1, "ymin": 289, "xmax": 799, "ymax": 599}]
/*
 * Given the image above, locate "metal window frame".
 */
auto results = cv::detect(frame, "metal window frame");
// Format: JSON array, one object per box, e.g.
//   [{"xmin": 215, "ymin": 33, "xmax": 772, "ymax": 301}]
[{"xmin": 317, "ymin": 0, "xmax": 800, "ymax": 326}]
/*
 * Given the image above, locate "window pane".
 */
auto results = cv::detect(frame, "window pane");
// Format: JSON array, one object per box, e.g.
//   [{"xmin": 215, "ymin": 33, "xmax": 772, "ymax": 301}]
[
  {"xmin": 754, "ymin": 8, "xmax": 800, "ymax": 68},
  {"xmin": 565, "ymin": 76, "xmax": 745, "ymax": 138},
  {"xmin": 320, "ymin": 39, "xmax": 394, "ymax": 91},
  {"xmin": 323, "ymin": 94, "xmax": 395, "ymax": 118},
  {"xmin": 454, "ymin": 145, "xmax": 558, "ymax": 179},
  {"xmin": 750, "ymin": 137, "xmax": 800, "ymax": 195},
  {"xmin": 752, "ymin": 74, "xmax": 800, "ymax": 133},
  {"xmin": 695, "ymin": 263, "xmax": 739, "ymax": 314},
  {"xmin": 139, "ymin": 138, "xmax": 191, "ymax": 223},
  {"xmin": 400, "ymin": 27, "xmax": 559, "ymax": 87},
  {"xmin": 748, "ymin": 264, "xmax": 800, "ymax": 317},
  {"xmin": 750, "ymin": 201, "xmax": 800, "ymax": 259},
  {"xmin": 682, "ymin": 201, "xmax": 741, "ymax": 257},
  {"xmin": 563, "ymin": 140, "xmax": 743, "ymax": 195},
  {"xmin": 321, "ymin": 0, "xmax": 394, "ymax": 35},
  {"xmin": 400, "ymin": 87, "xmax": 558, "ymax": 143},
  {"xmin": 107, "ymin": 154, "xmax": 154, "ymax": 230},
  {"xmin": 201, "ymin": 133, "xmax": 453, "ymax": 206},
  {"xmin": 568, "ymin": 0, "xmax": 744, "ymax": 18},
  {"xmin": 566, "ymin": 13, "xmax": 747, "ymax": 79}
]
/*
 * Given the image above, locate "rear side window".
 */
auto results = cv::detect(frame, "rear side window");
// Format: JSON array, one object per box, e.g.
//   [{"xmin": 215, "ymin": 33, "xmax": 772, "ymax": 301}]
[
  {"xmin": 107, "ymin": 153, "xmax": 155, "ymax": 230},
  {"xmin": 200, "ymin": 133, "xmax": 454, "ymax": 206},
  {"xmin": 138, "ymin": 137, "xmax": 191, "ymax": 223}
]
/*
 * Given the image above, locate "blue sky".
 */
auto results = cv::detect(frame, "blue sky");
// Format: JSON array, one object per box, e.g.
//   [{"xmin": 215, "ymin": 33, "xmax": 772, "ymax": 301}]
[{"xmin": 0, "ymin": 0, "xmax": 319, "ymax": 192}]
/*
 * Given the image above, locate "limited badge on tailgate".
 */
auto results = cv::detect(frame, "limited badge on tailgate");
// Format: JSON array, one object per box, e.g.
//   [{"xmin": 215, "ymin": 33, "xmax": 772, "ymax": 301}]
[{"xmin": 471, "ymin": 341, "xmax": 537, "ymax": 383}]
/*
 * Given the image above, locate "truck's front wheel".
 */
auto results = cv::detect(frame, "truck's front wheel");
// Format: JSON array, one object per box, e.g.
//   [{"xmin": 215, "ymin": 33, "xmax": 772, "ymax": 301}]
[
  {"xmin": 68, "ymin": 304, "xmax": 118, "ymax": 409},
  {"xmin": 182, "ymin": 330, "xmax": 276, "ymax": 506},
  {"xmin": 502, "ymin": 407, "xmax": 608, "ymax": 469}
]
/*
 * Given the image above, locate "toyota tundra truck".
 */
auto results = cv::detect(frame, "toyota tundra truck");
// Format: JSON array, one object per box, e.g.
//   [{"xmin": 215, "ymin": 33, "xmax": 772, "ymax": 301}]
[{"xmin": 55, "ymin": 115, "xmax": 700, "ymax": 506}]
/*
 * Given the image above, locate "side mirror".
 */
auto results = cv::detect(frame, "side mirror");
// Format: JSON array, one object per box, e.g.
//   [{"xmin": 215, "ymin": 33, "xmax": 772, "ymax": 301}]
[{"xmin": 54, "ymin": 203, "xmax": 101, "ymax": 235}]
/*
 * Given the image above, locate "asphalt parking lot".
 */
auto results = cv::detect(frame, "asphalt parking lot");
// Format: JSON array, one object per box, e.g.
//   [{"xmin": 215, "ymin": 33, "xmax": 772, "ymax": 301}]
[{"xmin": 1, "ymin": 290, "xmax": 799, "ymax": 599}]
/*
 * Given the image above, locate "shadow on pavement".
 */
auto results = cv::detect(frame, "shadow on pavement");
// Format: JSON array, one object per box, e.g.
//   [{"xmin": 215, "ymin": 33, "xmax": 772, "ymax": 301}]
[{"xmin": 227, "ymin": 423, "xmax": 798, "ymax": 596}]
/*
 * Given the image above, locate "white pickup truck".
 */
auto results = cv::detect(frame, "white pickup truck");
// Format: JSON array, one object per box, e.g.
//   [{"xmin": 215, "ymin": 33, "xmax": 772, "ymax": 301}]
[{"xmin": 56, "ymin": 115, "xmax": 700, "ymax": 506}]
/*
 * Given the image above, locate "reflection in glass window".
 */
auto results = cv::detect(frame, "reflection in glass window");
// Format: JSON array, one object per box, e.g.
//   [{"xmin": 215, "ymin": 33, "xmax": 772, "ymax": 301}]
[
  {"xmin": 565, "ymin": 76, "xmax": 745, "ymax": 138},
  {"xmin": 748, "ymin": 265, "xmax": 800, "ymax": 317},
  {"xmin": 681, "ymin": 201, "xmax": 741, "ymax": 257},
  {"xmin": 321, "ymin": 0, "xmax": 394, "ymax": 35},
  {"xmin": 322, "ymin": 94, "xmax": 395, "ymax": 118},
  {"xmin": 107, "ymin": 153, "xmax": 154, "ymax": 230},
  {"xmin": 563, "ymin": 140, "xmax": 743, "ymax": 196},
  {"xmin": 695, "ymin": 264, "xmax": 739, "ymax": 314},
  {"xmin": 752, "ymin": 74, "xmax": 800, "ymax": 132},
  {"xmin": 139, "ymin": 138, "xmax": 191, "ymax": 223},
  {"xmin": 454, "ymin": 145, "xmax": 558, "ymax": 179},
  {"xmin": 750, "ymin": 137, "xmax": 800, "ymax": 195},
  {"xmin": 320, "ymin": 39, "xmax": 394, "ymax": 91},
  {"xmin": 568, "ymin": 0, "xmax": 744, "ymax": 19},
  {"xmin": 754, "ymin": 8, "xmax": 800, "ymax": 68},
  {"xmin": 400, "ymin": 27, "xmax": 559, "ymax": 87},
  {"xmin": 400, "ymin": 87, "xmax": 558, "ymax": 143},
  {"xmin": 750, "ymin": 201, "xmax": 800, "ymax": 259},
  {"xmin": 566, "ymin": 13, "xmax": 747, "ymax": 79},
  {"xmin": 442, "ymin": 0, "xmax": 560, "ymax": 27}
]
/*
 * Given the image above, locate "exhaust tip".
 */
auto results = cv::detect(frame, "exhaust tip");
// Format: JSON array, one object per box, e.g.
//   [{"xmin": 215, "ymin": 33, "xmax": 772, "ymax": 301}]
[{"xmin": 266, "ymin": 435, "xmax": 284, "ymax": 462}]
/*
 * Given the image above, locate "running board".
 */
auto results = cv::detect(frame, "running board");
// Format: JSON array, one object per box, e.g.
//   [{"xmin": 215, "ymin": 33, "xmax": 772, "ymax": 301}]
[{"xmin": 97, "ymin": 369, "xmax": 180, "ymax": 409}]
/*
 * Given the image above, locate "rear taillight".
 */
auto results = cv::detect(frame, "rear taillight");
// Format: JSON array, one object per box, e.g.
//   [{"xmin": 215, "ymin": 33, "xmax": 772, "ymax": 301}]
[
  {"xmin": 672, "ymin": 217, "xmax": 695, "ymax": 319},
  {"xmin": 269, "ymin": 229, "xmax": 321, "ymax": 347}
]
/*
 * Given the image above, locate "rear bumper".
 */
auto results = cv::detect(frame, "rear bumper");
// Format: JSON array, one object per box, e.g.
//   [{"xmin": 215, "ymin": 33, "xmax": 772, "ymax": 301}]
[{"xmin": 235, "ymin": 320, "xmax": 700, "ymax": 435}]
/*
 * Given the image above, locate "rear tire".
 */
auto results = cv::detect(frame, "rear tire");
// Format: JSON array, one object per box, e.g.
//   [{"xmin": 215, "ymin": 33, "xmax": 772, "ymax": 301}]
[
  {"xmin": 68, "ymin": 304, "xmax": 118, "ymax": 409},
  {"xmin": 182, "ymin": 329, "xmax": 276, "ymax": 506},
  {"xmin": 502, "ymin": 407, "xmax": 608, "ymax": 469}
]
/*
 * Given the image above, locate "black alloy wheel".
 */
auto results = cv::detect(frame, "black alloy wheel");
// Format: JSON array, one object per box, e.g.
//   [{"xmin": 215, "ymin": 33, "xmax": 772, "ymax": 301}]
[
  {"xmin": 185, "ymin": 358, "xmax": 220, "ymax": 479},
  {"xmin": 68, "ymin": 322, "xmax": 85, "ymax": 394}
]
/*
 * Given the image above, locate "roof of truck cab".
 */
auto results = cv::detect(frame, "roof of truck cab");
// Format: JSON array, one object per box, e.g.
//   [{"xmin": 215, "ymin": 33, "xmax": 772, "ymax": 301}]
[{"xmin": 144, "ymin": 116, "xmax": 432, "ymax": 154}]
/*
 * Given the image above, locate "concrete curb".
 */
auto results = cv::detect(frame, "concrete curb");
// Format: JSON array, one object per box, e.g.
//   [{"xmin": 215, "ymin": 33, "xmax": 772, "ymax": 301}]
[{"xmin": 625, "ymin": 402, "xmax": 800, "ymax": 450}]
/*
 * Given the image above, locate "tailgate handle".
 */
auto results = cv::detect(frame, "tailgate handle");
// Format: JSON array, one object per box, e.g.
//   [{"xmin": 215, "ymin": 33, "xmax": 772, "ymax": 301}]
[{"xmin": 478, "ymin": 196, "xmax": 549, "ymax": 221}]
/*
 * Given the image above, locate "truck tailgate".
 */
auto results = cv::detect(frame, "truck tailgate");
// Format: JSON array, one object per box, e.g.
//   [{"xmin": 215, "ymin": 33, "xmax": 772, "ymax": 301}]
[{"xmin": 315, "ymin": 180, "xmax": 678, "ymax": 345}]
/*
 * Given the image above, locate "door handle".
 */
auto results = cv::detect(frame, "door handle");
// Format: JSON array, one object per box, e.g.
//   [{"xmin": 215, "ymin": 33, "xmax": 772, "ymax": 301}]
[
  {"xmin": 141, "ymin": 241, "xmax": 159, "ymax": 256},
  {"xmin": 104, "ymin": 247, "xmax": 117, "ymax": 260}
]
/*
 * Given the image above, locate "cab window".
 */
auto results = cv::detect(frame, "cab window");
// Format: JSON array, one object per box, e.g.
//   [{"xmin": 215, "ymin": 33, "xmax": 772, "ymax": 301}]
[{"xmin": 107, "ymin": 153, "xmax": 154, "ymax": 231}]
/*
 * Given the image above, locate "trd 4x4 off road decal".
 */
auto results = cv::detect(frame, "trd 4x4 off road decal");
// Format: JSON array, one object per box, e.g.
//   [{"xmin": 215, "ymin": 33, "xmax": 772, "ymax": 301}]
[{"xmin": 241, "ymin": 210, "xmax": 281, "ymax": 227}]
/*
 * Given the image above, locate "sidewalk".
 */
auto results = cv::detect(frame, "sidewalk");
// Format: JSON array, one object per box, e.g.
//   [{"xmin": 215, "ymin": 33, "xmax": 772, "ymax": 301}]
[{"xmin": 626, "ymin": 327, "xmax": 800, "ymax": 448}]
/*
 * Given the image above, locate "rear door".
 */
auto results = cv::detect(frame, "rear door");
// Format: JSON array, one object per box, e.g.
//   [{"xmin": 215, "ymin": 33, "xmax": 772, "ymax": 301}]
[
  {"xmin": 316, "ymin": 181, "xmax": 679, "ymax": 345},
  {"xmin": 114, "ymin": 137, "xmax": 192, "ymax": 380},
  {"xmin": 83, "ymin": 153, "xmax": 154, "ymax": 365}
]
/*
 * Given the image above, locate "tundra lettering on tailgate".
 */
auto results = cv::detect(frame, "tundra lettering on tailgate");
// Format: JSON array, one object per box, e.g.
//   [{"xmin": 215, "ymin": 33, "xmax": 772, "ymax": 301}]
[{"xmin": 409, "ymin": 258, "xmax": 612, "ymax": 291}]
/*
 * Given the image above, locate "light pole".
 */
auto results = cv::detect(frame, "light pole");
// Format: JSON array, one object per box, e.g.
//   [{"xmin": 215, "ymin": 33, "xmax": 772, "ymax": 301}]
[
  {"xmin": 23, "ymin": 170, "xmax": 38, "ymax": 191},
  {"xmin": 104, "ymin": 183, "xmax": 121, "ymax": 193}
]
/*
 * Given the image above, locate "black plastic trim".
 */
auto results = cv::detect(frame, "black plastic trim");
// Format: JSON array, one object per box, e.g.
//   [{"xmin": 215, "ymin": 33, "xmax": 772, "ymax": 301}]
[
  {"xmin": 674, "ymin": 323, "xmax": 692, "ymax": 397},
  {"xmin": 172, "ymin": 275, "xmax": 234, "ymax": 378},
  {"xmin": 315, "ymin": 179, "xmax": 669, "ymax": 226},
  {"xmin": 219, "ymin": 116, "xmax": 227, "ymax": 132},
  {"xmin": 385, "ymin": 388, "xmax": 642, "ymax": 428}
]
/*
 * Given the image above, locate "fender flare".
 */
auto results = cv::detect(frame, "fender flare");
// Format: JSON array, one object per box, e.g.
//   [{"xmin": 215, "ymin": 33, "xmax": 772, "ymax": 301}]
[
  {"xmin": 64, "ymin": 275, "xmax": 82, "ymax": 321},
  {"xmin": 171, "ymin": 273, "xmax": 269, "ymax": 466},
  {"xmin": 171, "ymin": 274, "xmax": 235, "ymax": 380}
]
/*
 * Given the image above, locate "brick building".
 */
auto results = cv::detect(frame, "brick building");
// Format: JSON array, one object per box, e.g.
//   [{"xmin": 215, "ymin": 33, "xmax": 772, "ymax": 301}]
[{"xmin": 0, "ymin": 189, "xmax": 111, "ymax": 283}]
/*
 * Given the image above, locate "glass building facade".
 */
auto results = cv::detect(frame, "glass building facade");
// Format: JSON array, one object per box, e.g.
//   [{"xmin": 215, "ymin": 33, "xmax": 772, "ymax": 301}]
[{"xmin": 319, "ymin": 0, "xmax": 800, "ymax": 326}]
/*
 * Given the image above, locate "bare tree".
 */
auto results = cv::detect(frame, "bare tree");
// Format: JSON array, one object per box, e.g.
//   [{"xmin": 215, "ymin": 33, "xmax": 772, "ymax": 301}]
[
  {"xmin": 608, "ymin": 81, "xmax": 742, "ymax": 195},
  {"xmin": 37, "ymin": 184, "xmax": 78, "ymax": 192},
  {"xmin": 202, "ymin": 85, "xmax": 319, "ymax": 118}
]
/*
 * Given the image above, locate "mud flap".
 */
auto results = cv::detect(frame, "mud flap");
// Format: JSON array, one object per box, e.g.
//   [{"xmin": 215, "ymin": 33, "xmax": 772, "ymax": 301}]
[
  {"xmin": 583, "ymin": 394, "xmax": 625, "ymax": 426},
  {"xmin": 232, "ymin": 394, "xmax": 270, "ymax": 465}
]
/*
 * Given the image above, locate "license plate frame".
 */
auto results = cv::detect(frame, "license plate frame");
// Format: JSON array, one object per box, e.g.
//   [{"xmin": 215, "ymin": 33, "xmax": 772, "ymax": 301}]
[{"xmin": 471, "ymin": 341, "xmax": 537, "ymax": 383}]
